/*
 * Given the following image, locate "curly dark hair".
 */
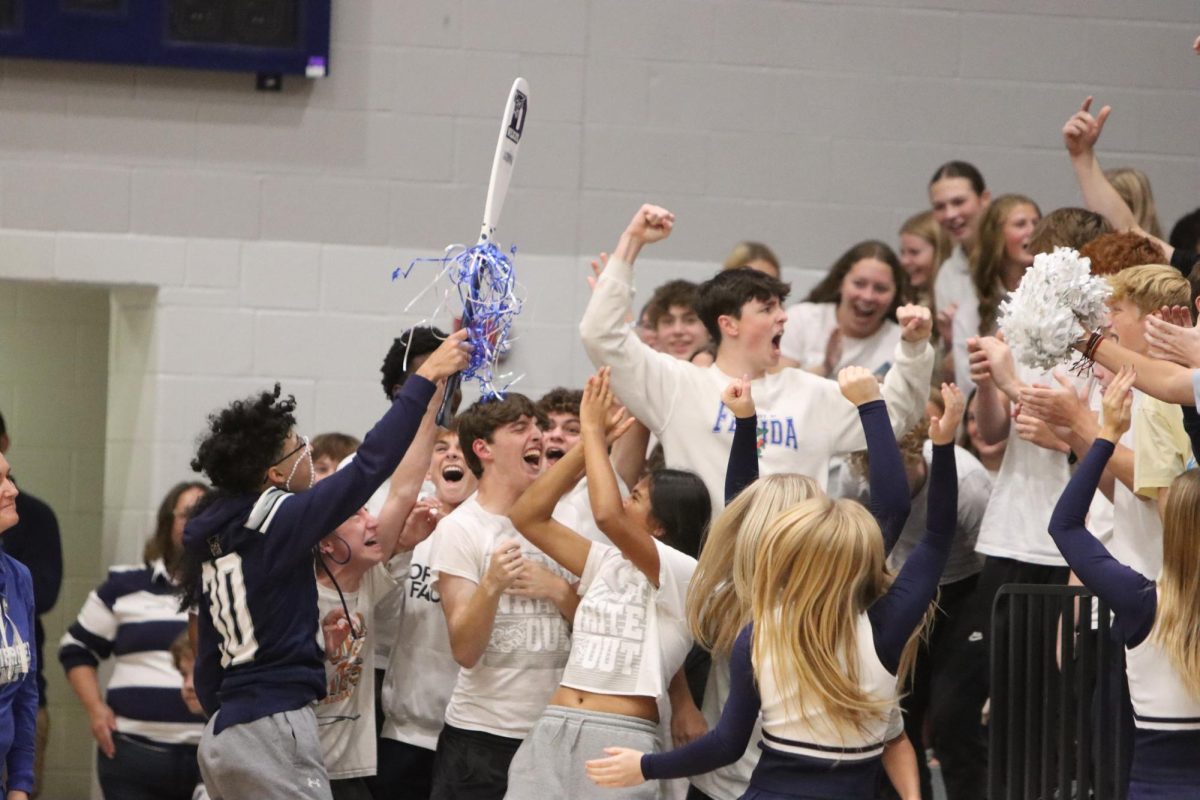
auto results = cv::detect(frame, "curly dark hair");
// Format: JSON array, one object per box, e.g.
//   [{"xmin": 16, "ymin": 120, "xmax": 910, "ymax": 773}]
[
  {"xmin": 190, "ymin": 384, "xmax": 297, "ymax": 494},
  {"xmin": 380, "ymin": 326, "xmax": 447, "ymax": 400}
]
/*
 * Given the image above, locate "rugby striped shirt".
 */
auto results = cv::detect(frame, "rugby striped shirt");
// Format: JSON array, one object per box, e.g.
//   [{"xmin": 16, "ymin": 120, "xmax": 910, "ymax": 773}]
[{"xmin": 58, "ymin": 558, "xmax": 203, "ymax": 745}]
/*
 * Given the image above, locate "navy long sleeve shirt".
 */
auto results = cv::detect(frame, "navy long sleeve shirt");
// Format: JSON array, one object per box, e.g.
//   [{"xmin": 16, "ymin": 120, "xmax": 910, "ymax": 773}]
[{"xmin": 185, "ymin": 376, "xmax": 435, "ymax": 733}]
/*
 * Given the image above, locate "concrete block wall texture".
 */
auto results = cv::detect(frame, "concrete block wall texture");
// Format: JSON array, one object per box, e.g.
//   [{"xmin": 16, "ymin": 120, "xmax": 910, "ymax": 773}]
[
  {"xmin": 0, "ymin": 281, "xmax": 111, "ymax": 799},
  {"xmin": 0, "ymin": 1, "xmax": 1195, "ymax": 795}
]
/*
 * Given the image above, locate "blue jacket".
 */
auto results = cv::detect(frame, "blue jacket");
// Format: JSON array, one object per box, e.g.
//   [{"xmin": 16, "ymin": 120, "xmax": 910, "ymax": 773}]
[{"xmin": 0, "ymin": 552, "xmax": 38, "ymax": 793}]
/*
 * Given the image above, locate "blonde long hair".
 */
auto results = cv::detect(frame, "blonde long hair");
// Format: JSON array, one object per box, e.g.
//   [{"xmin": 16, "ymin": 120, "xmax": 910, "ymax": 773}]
[
  {"xmin": 687, "ymin": 474, "xmax": 820, "ymax": 659},
  {"xmin": 1152, "ymin": 469, "xmax": 1200, "ymax": 700},
  {"xmin": 1105, "ymin": 167, "xmax": 1163, "ymax": 240},
  {"xmin": 750, "ymin": 497, "xmax": 928, "ymax": 736}
]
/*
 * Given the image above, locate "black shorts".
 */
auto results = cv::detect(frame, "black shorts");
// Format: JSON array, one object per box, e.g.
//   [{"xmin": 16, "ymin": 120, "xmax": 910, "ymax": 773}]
[{"xmin": 429, "ymin": 723, "xmax": 522, "ymax": 800}]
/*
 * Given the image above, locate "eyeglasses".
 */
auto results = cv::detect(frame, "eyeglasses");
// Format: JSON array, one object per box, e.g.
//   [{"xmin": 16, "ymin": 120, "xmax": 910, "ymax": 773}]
[{"xmin": 272, "ymin": 434, "xmax": 310, "ymax": 467}]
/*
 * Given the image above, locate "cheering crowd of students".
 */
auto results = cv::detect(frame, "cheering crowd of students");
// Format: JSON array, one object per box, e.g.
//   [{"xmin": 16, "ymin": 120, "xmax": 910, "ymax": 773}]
[{"xmin": 0, "ymin": 91, "xmax": 1187, "ymax": 800}]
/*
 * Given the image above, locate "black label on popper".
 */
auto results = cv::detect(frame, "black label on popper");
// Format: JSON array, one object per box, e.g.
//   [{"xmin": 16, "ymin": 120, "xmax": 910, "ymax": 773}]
[{"xmin": 507, "ymin": 91, "xmax": 527, "ymax": 144}]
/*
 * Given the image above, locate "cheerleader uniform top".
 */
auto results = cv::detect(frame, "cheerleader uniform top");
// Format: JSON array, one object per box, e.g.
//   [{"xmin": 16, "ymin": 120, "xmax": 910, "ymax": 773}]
[
  {"xmin": 642, "ymin": 407, "xmax": 957, "ymax": 799},
  {"xmin": 1048, "ymin": 439, "xmax": 1200, "ymax": 790}
]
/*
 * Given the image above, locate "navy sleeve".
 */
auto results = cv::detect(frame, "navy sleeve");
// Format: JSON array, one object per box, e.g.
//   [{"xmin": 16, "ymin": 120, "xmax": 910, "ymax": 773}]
[
  {"xmin": 263, "ymin": 376, "xmax": 436, "ymax": 563},
  {"xmin": 859, "ymin": 399, "xmax": 912, "ymax": 554},
  {"xmin": 869, "ymin": 442, "xmax": 956, "ymax": 673},
  {"xmin": 1179, "ymin": 404, "xmax": 1200, "ymax": 466},
  {"xmin": 641, "ymin": 624, "xmax": 761, "ymax": 780},
  {"xmin": 725, "ymin": 415, "xmax": 760, "ymax": 505},
  {"xmin": 1047, "ymin": 439, "xmax": 1157, "ymax": 647}
]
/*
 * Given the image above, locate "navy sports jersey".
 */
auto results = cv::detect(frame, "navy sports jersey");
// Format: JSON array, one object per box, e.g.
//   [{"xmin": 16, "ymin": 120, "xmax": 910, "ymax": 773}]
[{"xmin": 183, "ymin": 376, "xmax": 435, "ymax": 734}]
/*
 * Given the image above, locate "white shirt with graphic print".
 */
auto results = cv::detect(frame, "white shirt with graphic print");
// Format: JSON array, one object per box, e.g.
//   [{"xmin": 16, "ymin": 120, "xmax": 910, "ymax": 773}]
[
  {"xmin": 580, "ymin": 256, "xmax": 935, "ymax": 512},
  {"xmin": 560, "ymin": 539, "xmax": 696, "ymax": 699},
  {"xmin": 380, "ymin": 527, "xmax": 460, "ymax": 751},
  {"xmin": 313, "ymin": 562, "xmax": 399, "ymax": 779},
  {"xmin": 431, "ymin": 496, "xmax": 575, "ymax": 739}
]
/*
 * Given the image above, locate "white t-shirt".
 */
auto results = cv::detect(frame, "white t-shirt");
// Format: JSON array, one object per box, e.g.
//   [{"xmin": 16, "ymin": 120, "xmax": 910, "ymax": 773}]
[
  {"xmin": 779, "ymin": 301, "xmax": 901, "ymax": 376},
  {"xmin": 949, "ymin": 297, "xmax": 980, "ymax": 398},
  {"xmin": 340, "ymin": 448, "xmax": 435, "ymax": 670},
  {"xmin": 313, "ymin": 563, "xmax": 399, "ymax": 779},
  {"xmin": 561, "ymin": 540, "xmax": 696, "ymax": 698},
  {"xmin": 933, "ymin": 245, "xmax": 972, "ymax": 320},
  {"xmin": 974, "ymin": 365, "xmax": 1080, "ymax": 566},
  {"xmin": 431, "ymin": 496, "xmax": 574, "ymax": 738},
  {"xmin": 380, "ymin": 529, "xmax": 460, "ymax": 751},
  {"xmin": 580, "ymin": 256, "xmax": 935, "ymax": 512},
  {"xmin": 936, "ymin": 246, "xmax": 976, "ymax": 396}
]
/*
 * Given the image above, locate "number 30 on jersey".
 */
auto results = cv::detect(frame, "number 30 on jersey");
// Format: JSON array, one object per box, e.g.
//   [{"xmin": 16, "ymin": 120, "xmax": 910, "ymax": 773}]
[{"xmin": 202, "ymin": 552, "xmax": 260, "ymax": 667}]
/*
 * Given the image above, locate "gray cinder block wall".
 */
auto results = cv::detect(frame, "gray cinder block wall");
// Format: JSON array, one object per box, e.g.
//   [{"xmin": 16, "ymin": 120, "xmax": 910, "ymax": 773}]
[{"xmin": 0, "ymin": 2, "xmax": 1196, "ymax": 796}]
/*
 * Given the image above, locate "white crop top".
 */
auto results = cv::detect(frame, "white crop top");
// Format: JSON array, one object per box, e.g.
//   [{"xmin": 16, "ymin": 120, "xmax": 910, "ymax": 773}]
[{"xmin": 559, "ymin": 540, "xmax": 696, "ymax": 699}]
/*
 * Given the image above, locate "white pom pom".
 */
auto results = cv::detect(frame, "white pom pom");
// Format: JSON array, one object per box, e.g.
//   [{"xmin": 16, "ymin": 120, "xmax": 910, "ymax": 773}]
[{"xmin": 998, "ymin": 247, "xmax": 1110, "ymax": 370}]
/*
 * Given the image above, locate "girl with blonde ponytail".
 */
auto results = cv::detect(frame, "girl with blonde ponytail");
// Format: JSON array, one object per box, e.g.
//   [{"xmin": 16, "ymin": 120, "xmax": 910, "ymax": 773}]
[
  {"xmin": 1047, "ymin": 366, "xmax": 1200, "ymax": 798},
  {"xmin": 588, "ymin": 373, "xmax": 963, "ymax": 800}
]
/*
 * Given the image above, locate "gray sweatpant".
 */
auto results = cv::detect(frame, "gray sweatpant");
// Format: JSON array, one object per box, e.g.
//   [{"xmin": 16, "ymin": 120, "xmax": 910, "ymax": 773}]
[
  {"xmin": 198, "ymin": 707, "xmax": 334, "ymax": 800},
  {"xmin": 504, "ymin": 706, "xmax": 662, "ymax": 800}
]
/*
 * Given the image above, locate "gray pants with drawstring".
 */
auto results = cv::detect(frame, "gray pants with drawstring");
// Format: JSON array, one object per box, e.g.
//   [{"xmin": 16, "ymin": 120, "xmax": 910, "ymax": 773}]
[
  {"xmin": 198, "ymin": 707, "xmax": 334, "ymax": 800},
  {"xmin": 503, "ymin": 706, "xmax": 662, "ymax": 800}
]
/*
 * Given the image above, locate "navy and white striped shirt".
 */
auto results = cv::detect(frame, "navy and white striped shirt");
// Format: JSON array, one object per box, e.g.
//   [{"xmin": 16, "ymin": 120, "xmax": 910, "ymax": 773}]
[{"xmin": 59, "ymin": 558, "xmax": 203, "ymax": 745}]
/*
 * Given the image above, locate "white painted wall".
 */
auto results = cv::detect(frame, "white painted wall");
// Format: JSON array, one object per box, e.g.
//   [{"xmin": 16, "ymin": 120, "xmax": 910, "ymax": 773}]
[{"xmin": 0, "ymin": 1, "xmax": 1196, "ymax": 795}]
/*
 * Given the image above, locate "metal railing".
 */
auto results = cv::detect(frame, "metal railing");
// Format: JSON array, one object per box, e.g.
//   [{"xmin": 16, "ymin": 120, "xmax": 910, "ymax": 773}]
[{"xmin": 988, "ymin": 584, "xmax": 1129, "ymax": 800}]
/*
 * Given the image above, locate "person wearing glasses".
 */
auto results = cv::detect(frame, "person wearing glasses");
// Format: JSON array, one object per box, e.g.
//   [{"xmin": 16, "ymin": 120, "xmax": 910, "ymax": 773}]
[
  {"xmin": 59, "ymin": 482, "xmax": 209, "ymax": 800},
  {"xmin": 177, "ymin": 331, "xmax": 470, "ymax": 800}
]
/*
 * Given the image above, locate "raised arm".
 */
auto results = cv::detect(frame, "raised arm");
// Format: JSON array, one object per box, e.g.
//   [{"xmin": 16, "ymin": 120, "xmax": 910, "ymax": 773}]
[
  {"xmin": 1046, "ymin": 367, "xmax": 1156, "ymax": 647},
  {"xmin": 265, "ymin": 332, "xmax": 469, "ymax": 561},
  {"xmin": 826, "ymin": 306, "xmax": 934, "ymax": 456},
  {"xmin": 580, "ymin": 369, "xmax": 659, "ymax": 584},
  {"xmin": 876, "ymin": 305, "xmax": 936, "ymax": 439},
  {"xmin": 870, "ymin": 384, "xmax": 963, "ymax": 672},
  {"xmin": 838, "ymin": 367, "xmax": 912, "ymax": 553},
  {"xmin": 586, "ymin": 624, "xmax": 761, "ymax": 788},
  {"xmin": 967, "ymin": 335, "xmax": 1020, "ymax": 444},
  {"xmin": 508, "ymin": 441, "xmax": 592, "ymax": 578},
  {"xmin": 375, "ymin": 384, "xmax": 445, "ymax": 559},
  {"xmin": 579, "ymin": 205, "xmax": 685, "ymax": 433},
  {"xmin": 1085, "ymin": 336, "xmax": 1195, "ymax": 405},
  {"xmin": 721, "ymin": 376, "xmax": 758, "ymax": 504},
  {"xmin": 1063, "ymin": 97, "xmax": 1174, "ymax": 260}
]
